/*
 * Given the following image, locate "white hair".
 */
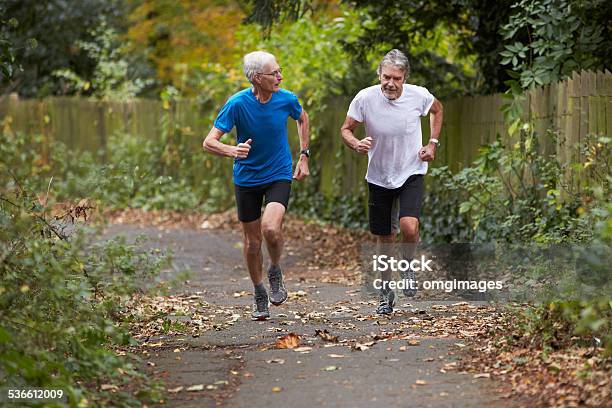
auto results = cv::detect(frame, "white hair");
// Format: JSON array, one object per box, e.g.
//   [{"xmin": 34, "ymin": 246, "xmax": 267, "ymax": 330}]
[
  {"xmin": 377, "ymin": 49, "xmax": 410, "ymax": 80},
  {"xmin": 243, "ymin": 51, "xmax": 277, "ymax": 84}
]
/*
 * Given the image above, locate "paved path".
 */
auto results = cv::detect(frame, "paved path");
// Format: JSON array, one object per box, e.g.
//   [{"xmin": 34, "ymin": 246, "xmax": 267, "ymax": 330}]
[{"xmin": 105, "ymin": 224, "xmax": 518, "ymax": 408}]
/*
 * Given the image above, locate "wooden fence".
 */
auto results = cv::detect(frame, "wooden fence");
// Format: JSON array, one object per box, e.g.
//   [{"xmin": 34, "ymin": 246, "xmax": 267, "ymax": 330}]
[{"xmin": 1, "ymin": 70, "xmax": 610, "ymax": 197}]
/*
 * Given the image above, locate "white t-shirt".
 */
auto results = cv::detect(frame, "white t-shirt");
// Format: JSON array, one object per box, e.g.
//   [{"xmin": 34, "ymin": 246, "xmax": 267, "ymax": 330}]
[{"xmin": 347, "ymin": 84, "xmax": 435, "ymax": 189}]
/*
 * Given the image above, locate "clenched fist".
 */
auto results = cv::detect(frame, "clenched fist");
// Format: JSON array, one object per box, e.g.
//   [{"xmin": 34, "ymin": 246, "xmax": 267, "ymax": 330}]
[
  {"xmin": 356, "ymin": 136, "xmax": 372, "ymax": 155},
  {"xmin": 234, "ymin": 139, "xmax": 252, "ymax": 159}
]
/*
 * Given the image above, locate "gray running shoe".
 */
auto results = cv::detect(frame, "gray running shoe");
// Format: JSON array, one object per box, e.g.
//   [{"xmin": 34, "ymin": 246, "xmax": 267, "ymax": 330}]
[
  {"xmin": 401, "ymin": 267, "xmax": 418, "ymax": 297},
  {"xmin": 376, "ymin": 288, "xmax": 395, "ymax": 315},
  {"xmin": 251, "ymin": 290, "xmax": 270, "ymax": 321},
  {"xmin": 268, "ymin": 265, "xmax": 288, "ymax": 306}
]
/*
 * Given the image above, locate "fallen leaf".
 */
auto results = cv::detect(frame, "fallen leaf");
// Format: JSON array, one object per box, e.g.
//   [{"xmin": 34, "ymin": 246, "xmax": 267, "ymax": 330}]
[
  {"xmin": 328, "ymin": 354, "xmax": 345, "ymax": 358},
  {"xmin": 167, "ymin": 386, "xmax": 184, "ymax": 393},
  {"xmin": 408, "ymin": 339, "xmax": 421, "ymax": 346},
  {"xmin": 266, "ymin": 358, "xmax": 286, "ymax": 364},
  {"xmin": 275, "ymin": 333, "xmax": 300, "ymax": 349},
  {"xmin": 352, "ymin": 343, "xmax": 371, "ymax": 351},
  {"xmin": 473, "ymin": 373, "xmax": 491, "ymax": 379},
  {"xmin": 101, "ymin": 384, "xmax": 118, "ymax": 391},
  {"xmin": 315, "ymin": 329, "xmax": 339, "ymax": 343},
  {"xmin": 323, "ymin": 365, "xmax": 339, "ymax": 371},
  {"xmin": 293, "ymin": 346, "xmax": 313, "ymax": 353},
  {"xmin": 187, "ymin": 384, "xmax": 205, "ymax": 392},
  {"xmin": 415, "ymin": 380, "xmax": 427, "ymax": 385},
  {"xmin": 272, "ymin": 386, "xmax": 282, "ymax": 392}
]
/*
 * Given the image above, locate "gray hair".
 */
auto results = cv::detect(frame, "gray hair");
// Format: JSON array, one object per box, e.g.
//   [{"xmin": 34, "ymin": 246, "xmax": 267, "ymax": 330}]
[
  {"xmin": 243, "ymin": 51, "xmax": 277, "ymax": 83},
  {"xmin": 377, "ymin": 49, "xmax": 410, "ymax": 79}
]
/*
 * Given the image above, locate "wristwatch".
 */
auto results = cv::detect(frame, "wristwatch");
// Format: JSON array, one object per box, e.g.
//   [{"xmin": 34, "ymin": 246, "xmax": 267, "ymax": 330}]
[
  {"xmin": 429, "ymin": 138, "xmax": 440, "ymax": 146},
  {"xmin": 300, "ymin": 148, "xmax": 310, "ymax": 158}
]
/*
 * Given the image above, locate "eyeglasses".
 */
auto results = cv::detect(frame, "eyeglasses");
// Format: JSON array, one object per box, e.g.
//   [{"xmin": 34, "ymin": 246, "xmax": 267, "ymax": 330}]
[{"xmin": 257, "ymin": 68, "xmax": 283, "ymax": 77}]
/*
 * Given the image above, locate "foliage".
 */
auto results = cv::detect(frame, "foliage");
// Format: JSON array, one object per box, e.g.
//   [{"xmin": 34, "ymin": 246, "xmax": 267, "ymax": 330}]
[
  {"xmin": 126, "ymin": 0, "xmax": 246, "ymax": 88},
  {"xmin": 1, "ymin": 0, "xmax": 132, "ymax": 97},
  {"xmin": 0, "ymin": 8, "xmax": 16, "ymax": 82},
  {"xmin": 241, "ymin": 0, "xmax": 314, "ymax": 36},
  {"xmin": 420, "ymin": 132, "xmax": 611, "ymax": 352},
  {"xmin": 489, "ymin": 0, "xmax": 611, "ymax": 358},
  {"xmin": 0, "ymin": 115, "xmax": 231, "ymax": 213},
  {"xmin": 245, "ymin": 0, "xmax": 516, "ymax": 95},
  {"xmin": 422, "ymin": 132, "xmax": 610, "ymax": 243},
  {"xmin": 507, "ymin": 298, "xmax": 611, "ymax": 356},
  {"xmin": 500, "ymin": 0, "xmax": 611, "ymax": 126},
  {"xmin": 53, "ymin": 20, "xmax": 153, "ymax": 100},
  {"xmin": 0, "ymin": 177, "xmax": 168, "ymax": 406},
  {"xmin": 500, "ymin": 0, "xmax": 610, "ymax": 90}
]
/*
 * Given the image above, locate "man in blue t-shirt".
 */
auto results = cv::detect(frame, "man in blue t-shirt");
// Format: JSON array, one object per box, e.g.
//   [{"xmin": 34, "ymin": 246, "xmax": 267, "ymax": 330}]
[{"xmin": 203, "ymin": 51, "xmax": 310, "ymax": 321}]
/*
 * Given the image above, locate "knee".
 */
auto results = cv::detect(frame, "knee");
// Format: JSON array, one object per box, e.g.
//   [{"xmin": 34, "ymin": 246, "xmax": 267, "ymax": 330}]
[
  {"xmin": 262, "ymin": 223, "xmax": 281, "ymax": 243},
  {"xmin": 400, "ymin": 218, "xmax": 419, "ymax": 242}
]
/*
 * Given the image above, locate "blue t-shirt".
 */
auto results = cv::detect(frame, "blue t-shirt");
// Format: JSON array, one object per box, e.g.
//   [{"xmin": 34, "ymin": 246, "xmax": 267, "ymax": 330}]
[{"xmin": 213, "ymin": 88, "xmax": 302, "ymax": 187}]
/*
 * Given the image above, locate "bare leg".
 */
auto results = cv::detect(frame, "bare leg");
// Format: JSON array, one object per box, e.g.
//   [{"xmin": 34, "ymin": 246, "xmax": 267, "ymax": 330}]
[
  {"xmin": 399, "ymin": 216, "xmax": 419, "ymax": 296},
  {"xmin": 261, "ymin": 202, "xmax": 286, "ymax": 267},
  {"xmin": 241, "ymin": 218, "xmax": 263, "ymax": 286},
  {"xmin": 262, "ymin": 202, "xmax": 288, "ymax": 305},
  {"xmin": 399, "ymin": 216, "xmax": 419, "ymax": 259},
  {"xmin": 377, "ymin": 233, "xmax": 395, "ymax": 283}
]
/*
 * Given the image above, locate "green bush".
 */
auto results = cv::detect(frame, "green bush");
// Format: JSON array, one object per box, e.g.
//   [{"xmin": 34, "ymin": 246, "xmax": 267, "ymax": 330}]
[
  {"xmin": 0, "ymin": 181, "xmax": 168, "ymax": 406},
  {"xmin": 422, "ymin": 131, "xmax": 610, "ymax": 244},
  {"xmin": 0, "ymin": 125, "xmax": 232, "ymax": 213}
]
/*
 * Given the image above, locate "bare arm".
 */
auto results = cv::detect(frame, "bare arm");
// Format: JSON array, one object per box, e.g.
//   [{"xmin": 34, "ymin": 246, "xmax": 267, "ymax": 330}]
[
  {"xmin": 293, "ymin": 109, "xmax": 310, "ymax": 181},
  {"xmin": 341, "ymin": 116, "xmax": 370, "ymax": 154},
  {"xmin": 429, "ymin": 99, "xmax": 443, "ymax": 140},
  {"xmin": 203, "ymin": 127, "xmax": 251, "ymax": 159},
  {"xmin": 297, "ymin": 109, "xmax": 309, "ymax": 151},
  {"xmin": 419, "ymin": 99, "xmax": 443, "ymax": 162}
]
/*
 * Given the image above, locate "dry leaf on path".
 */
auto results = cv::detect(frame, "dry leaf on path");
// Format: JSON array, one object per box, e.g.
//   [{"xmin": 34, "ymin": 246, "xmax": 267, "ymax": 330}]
[
  {"xmin": 275, "ymin": 333, "xmax": 300, "ymax": 349},
  {"xmin": 473, "ymin": 373, "xmax": 491, "ymax": 379},
  {"xmin": 315, "ymin": 329, "xmax": 339, "ymax": 343}
]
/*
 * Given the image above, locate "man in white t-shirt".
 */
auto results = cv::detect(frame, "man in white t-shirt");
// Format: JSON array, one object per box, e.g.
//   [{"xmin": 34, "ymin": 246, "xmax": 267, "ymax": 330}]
[{"xmin": 341, "ymin": 49, "xmax": 443, "ymax": 314}]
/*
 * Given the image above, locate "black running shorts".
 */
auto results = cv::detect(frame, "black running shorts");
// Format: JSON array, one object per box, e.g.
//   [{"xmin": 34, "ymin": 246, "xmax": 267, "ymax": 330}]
[
  {"xmin": 367, "ymin": 174, "xmax": 424, "ymax": 236},
  {"xmin": 234, "ymin": 180, "xmax": 292, "ymax": 223}
]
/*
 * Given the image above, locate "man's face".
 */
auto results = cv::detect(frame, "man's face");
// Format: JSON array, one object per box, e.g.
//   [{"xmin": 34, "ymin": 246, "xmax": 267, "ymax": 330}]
[
  {"xmin": 379, "ymin": 65, "xmax": 405, "ymax": 100},
  {"xmin": 256, "ymin": 60, "xmax": 283, "ymax": 92}
]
